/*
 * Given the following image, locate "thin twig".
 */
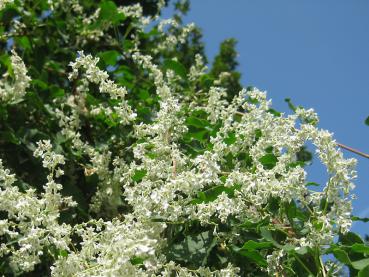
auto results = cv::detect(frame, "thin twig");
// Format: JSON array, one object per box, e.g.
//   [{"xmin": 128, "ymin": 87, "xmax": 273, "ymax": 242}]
[
  {"xmin": 319, "ymin": 255, "xmax": 327, "ymax": 277},
  {"xmin": 235, "ymin": 111, "xmax": 369, "ymax": 159},
  {"xmin": 337, "ymin": 143, "xmax": 369, "ymax": 159}
]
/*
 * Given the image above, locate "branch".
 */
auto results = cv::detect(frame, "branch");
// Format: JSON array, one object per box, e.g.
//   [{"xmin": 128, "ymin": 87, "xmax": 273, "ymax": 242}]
[
  {"xmin": 337, "ymin": 143, "xmax": 369, "ymax": 159},
  {"xmin": 235, "ymin": 111, "xmax": 369, "ymax": 159}
]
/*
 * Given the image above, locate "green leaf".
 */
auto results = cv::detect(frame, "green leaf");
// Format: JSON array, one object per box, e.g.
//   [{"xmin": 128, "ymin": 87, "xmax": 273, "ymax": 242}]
[
  {"xmin": 358, "ymin": 265, "xmax": 369, "ymax": 277},
  {"xmin": 305, "ymin": 182, "xmax": 320, "ymax": 187},
  {"xmin": 352, "ymin": 258, "xmax": 369, "ymax": 270},
  {"xmin": 260, "ymin": 227, "xmax": 282, "ymax": 248},
  {"xmin": 333, "ymin": 249, "xmax": 351, "ymax": 265},
  {"xmin": 16, "ymin": 36, "xmax": 31, "ymax": 50},
  {"xmin": 285, "ymin": 98, "xmax": 296, "ymax": 112},
  {"xmin": 189, "ymin": 130, "xmax": 208, "ymax": 142},
  {"xmin": 267, "ymin": 108, "xmax": 281, "ymax": 117},
  {"xmin": 163, "ymin": 59, "xmax": 187, "ymax": 79},
  {"xmin": 237, "ymin": 249, "xmax": 267, "ymax": 267},
  {"xmin": 166, "ymin": 231, "xmax": 217, "ymax": 267},
  {"xmin": 58, "ymin": 249, "xmax": 68, "ymax": 257},
  {"xmin": 296, "ymin": 146, "xmax": 312, "ymax": 163},
  {"xmin": 50, "ymin": 85, "xmax": 65, "ymax": 98},
  {"xmin": 352, "ymin": 216, "xmax": 369, "ymax": 223},
  {"xmin": 294, "ymin": 246, "xmax": 308, "ymax": 255},
  {"xmin": 241, "ymin": 240, "xmax": 273, "ymax": 251},
  {"xmin": 86, "ymin": 93, "xmax": 99, "ymax": 106},
  {"xmin": 99, "ymin": 50, "xmax": 120, "ymax": 66},
  {"xmin": 339, "ymin": 232, "xmax": 364, "ymax": 245},
  {"xmin": 239, "ymin": 217, "xmax": 270, "ymax": 230},
  {"xmin": 132, "ymin": 169, "xmax": 147, "ymax": 182},
  {"xmin": 281, "ymin": 244, "xmax": 296, "ymax": 252},
  {"xmin": 138, "ymin": 89, "xmax": 150, "ymax": 101},
  {"xmin": 0, "ymin": 130, "xmax": 21, "ymax": 145},
  {"xmin": 99, "ymin": 1, "xmax": 125, "ymax": 24},
  {"xmin": 185, "ymin": 116, "xmax": 209, "ymax": 128},
  {"xmin": 365, "ymin": 116, "xmax": 369, "ymax": 126},
  {"xmin": 224, "ymin": 132, "xmax": 236, "ymax": 145},
  {"xmin": 351, "ymin": 244, "xmax": 369, "ymax": 255},
  {"xmin": 284, "ymin": 200, "xmax": 308, "ymax": 224},
  {"xmin": 191, "ymin": 184, "xmax": 241, "ymax": 204},
  {"xmin": 130, "ymin": 256, "xmax": 145, "ymax": 265},
  {"xmin": 259, "ymin": 153, "xmax": 278, "ymax": 169},
  {"xmin": 32, "ymin": 79, "xmax": 48, "ymax": 90}
]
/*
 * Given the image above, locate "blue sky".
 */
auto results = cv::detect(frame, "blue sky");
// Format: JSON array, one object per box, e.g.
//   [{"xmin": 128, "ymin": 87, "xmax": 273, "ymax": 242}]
[{"xmin": 164, "ymin": 0, "xmax": 369, "ymax": 235}]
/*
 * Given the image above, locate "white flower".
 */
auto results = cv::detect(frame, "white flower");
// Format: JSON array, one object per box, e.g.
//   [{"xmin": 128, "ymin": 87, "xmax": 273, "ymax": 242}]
[
  {"xmin": 0, "ymin": 50, "xmax": 31, "ymax": 103},
  {"xmin": 0, "ymin": 0, "xmax": 13, "ymax": 10}
]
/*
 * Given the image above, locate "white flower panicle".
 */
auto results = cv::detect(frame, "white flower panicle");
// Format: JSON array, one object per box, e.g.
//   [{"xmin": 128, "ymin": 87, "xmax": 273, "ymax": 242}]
[
  {"xmin": 189, "ymin": 53, "xmax": 208, "ymax": 82},
  {"xmin": 0, "ymin": 50, "xmax": 31, "ymax": 103},
  {"xmin": 34, "ymin": 140, "xmax": 65, "ymax": 175},
  {"xmin": 0, "ymin": 0, "xmax": 13, "ymax": 10},
  {"xmin": 51, "ymin": 217, "xmax": 164, "ymax": 277},
  {"xmin": 69, "ymin": 51, "xmax": 136, "ymax": 124},
  {"xmin": 0, "ymin": 1, "xmax": 359, "ymax": 275},
  {"xmin": 0, "ymin": 155, "xmax": 73, "ymax": 273}
]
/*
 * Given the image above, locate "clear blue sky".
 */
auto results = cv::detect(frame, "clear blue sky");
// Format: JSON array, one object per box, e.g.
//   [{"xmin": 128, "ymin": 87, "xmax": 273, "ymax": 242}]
[{"xmin": 163, "ymin": 0, "xmax": 369, "ymax": 235}]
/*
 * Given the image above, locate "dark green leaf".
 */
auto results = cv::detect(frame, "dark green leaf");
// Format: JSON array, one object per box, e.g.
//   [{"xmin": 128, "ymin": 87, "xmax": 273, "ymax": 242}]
[
  {"xmin": 163, "ymin": 59, "xmax": 187, "ymax": 79},
  {"xmin": 365, "ymin": 116, "xmax": 369, "ymax": 126},
  {"xmin": 130, "ymin": 256, "xmax": 145, "ymax": 265},
  {"xmin": 58, "ymin": 249, "xmax": 68, "ymax": 257},
  {"xmin": 333, "ymin": 249, "xmax": 351, "ymax": 265},
  {"xmin": 259, "ymin": 153, "xmax": 278, "ymax": 170},
  {"xmin": 0, "ymin": 130, "xmax": 21, "ymax": 145},
  {"xmin": 224, "ymin": 132, "xmax": 236, "ymax": 145},
  {"xmin": 285, "ymin": 98, "xmax": 296, "ymax": 112},
  {"xmin": 185, "ymin": 116, "xmax": 209, "ymax": 128},
  {"xmin": 238, "ymin": 249, "xmax": 267, "ymax": 267},
  {"xmin": 99, "ymin": 50, "xmax": 120, "ymax": 66},
  {"xmin": 189, "ymin": 130, "xmax": 208, "ymax": 141},
  {"xmin": 305, "ymin": 182, "xmax": 320, "ymax": 187},
  {"xmin": 352, "ymin": 258, "xmax": 369, "ymax": 270},
  {"xmin": 166, "ymin": 231, "xmax": 217, "ymax": 267},
  {"xmin": 351, "ymin": 244, "xmax": 369, "ymax": 255},
  {"xmin": 132, "ymin": 169, "xmax": 147, "ymax": 182},
  {"xmin": 239, "ymin": 217, "xmax": 270, "ymax": 230},
  {"xmin": 260, "ymin": 227, "xmax": 282, "ymax": 248},
  {"xmin": 138, "ymin": 89, "xmax": 150, "ymax": 101},
  {"xmin": 241, "ymin": 240, "xmax": 273, "ymax": 251},
  {"xmin": 296, "ymin": 146, "xmax": 312, "ymax": 163},
  {"xmin": 16, "ymin": 36, "xmax": 31, "ymax": 50},
  {"xmin": 339, "ymin": 232, "xmax": 364, "ymax": 245},
  {"xmin": 191, "ymin": 184, "xmax": 241, "ymax": 204},
  {"xmin": 50, "ymin": 85, "xmax": 65, "ymax": 98},
  {"xmin": 352, "ymin": 216, "xmax": 369, "ymax": 223},
  {"xmin": 32, "ymin": 79, "xmax": 48, "ymax": 90},
  {"xmin": 99, "ymin": 1, "xmax": 125, "ymax": 24},
  {"xmin": 358, "ymin": 265, "xmax": 369, "ymax": 277},
  {"xmin": 267, "ymin": 108, "xmax": 281, "ymax": 117}
]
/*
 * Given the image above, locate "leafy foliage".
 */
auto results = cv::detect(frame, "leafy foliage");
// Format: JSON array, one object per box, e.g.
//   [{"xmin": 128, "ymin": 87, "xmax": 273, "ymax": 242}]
[{"xmin": 0, "ymin": 0, "xmax": 365, "ymax": 276}]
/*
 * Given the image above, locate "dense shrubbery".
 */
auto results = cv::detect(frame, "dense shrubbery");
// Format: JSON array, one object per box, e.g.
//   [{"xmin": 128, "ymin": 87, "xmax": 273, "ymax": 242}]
[{"xmin": 0, "ymin": 0, "xmax": 368, "ymax": 276}]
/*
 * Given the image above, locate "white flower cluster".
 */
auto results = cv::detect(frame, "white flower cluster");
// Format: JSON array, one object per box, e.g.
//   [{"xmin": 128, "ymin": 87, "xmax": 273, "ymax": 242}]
[
  {"xmin": 47, "ymin": 0, "xmax": 83, "ymax": 13},
  {"xmin": 189, "ymin": 53, "xmax": 208, "ymax": 82},
  {"xmin": 0, "ymin": 141, "xmax": 76, "ymax": 273},
  {"xmin": 0, "ymin": 50, "xmax": 31, "ymax": 103},
  {"xmin": 0, "ymin": 0, "xmax": 13, "ymax": 10},
  {"xmin": 55, "ymin": 48, "xmax": 357, "ymax": 275},
  {"xmin": 0, "ymin": 2, "xmax": 358, "ymax": 275},
  {"xmin": 51, "ymin": 216, "xmax": 164, "ymax": 277},
  {"xmin": 118, "ymin": 3, "xmax": 151, "ymax": 27},
  {"xmin": 155, "ymin": 22, "xmax": 197, "ymax": 53},
  {"xmin": 78, "ymin": 8, "xmax": 106, "ymax": 44},
  {"xmin": 69, "ymin": 51, "xmax": 136, "ymax": 125}
]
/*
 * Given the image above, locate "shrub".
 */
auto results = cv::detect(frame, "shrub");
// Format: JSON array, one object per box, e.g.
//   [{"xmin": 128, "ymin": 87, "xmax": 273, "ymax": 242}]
[{"xmin": 0, "ymin": 0, "xmax": 366, "ymax": 276}]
